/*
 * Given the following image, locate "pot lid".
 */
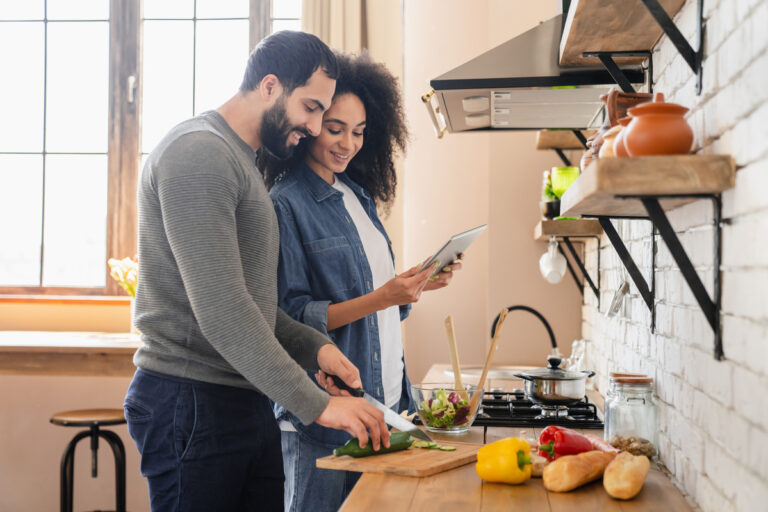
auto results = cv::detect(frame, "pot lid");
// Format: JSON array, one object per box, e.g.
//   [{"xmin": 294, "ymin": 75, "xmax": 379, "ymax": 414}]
[
  {"xmin": 519, "ymin": 356, "xmax": 592, "ymax": 380},
  {"xmin": 628, "ymin": 92, "xmax": 688, "ymax": 117}
]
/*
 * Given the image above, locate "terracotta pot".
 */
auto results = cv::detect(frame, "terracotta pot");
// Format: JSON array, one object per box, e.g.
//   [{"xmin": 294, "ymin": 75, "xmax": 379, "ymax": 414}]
[
  {"xmin": 593, "ymin": 91, "xmax": 653, "ymax": 155},
  {"xmin": 614, "ymin": 117, "xmax": 632, "ymax": 158},
  {"xmin": 624, "ymin": 92, "xmax": 693, "ymax": 156},
  {"xmin": 598, "ymin": 125, "xmax": 622, "ymax": 159}
]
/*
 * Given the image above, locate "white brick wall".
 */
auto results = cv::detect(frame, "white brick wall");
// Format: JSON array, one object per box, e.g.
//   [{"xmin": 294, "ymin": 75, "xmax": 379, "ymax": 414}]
[{"xmin": 582, "ymin": 1, "xmax": 768, "ymax": 510}]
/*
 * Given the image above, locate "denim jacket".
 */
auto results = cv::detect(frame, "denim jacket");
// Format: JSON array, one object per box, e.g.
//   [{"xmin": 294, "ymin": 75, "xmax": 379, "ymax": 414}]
[{"xmin": 269, "ymin": 163, "xmax": 415, "ymax": 447}]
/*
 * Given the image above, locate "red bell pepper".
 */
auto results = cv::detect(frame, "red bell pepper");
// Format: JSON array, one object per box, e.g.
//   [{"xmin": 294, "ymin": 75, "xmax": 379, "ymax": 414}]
[{"xmin": 537, "ymin": 425, "xmax": 593, "ymax": 461}]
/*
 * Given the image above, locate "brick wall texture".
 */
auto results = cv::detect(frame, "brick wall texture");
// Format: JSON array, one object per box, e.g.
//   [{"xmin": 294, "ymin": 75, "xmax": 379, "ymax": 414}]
[{"xmin": 581, "ymin": 1, "xmax": 768, "ymax": 510}]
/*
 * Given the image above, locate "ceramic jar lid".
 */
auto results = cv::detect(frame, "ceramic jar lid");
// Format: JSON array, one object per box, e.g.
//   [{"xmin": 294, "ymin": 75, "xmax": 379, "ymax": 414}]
[{"xmin": 628, "ymin": 92, "xmax": 688, "ymax": 116}]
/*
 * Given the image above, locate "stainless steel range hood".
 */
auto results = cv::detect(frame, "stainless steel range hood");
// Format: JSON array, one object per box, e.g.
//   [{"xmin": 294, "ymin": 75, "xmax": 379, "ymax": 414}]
[{"xmin": 425, "ymin": 14, "xmax": 645, "ymax": 134}]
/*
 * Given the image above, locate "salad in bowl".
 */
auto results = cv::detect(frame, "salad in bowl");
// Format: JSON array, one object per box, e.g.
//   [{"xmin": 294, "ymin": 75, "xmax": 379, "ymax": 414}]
[{"xmin": 411, "ymin": 384, "xmax": 483, "ymax": 434}]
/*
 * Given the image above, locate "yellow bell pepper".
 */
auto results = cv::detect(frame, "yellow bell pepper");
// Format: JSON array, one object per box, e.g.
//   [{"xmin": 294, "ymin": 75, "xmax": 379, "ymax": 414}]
[{"xmin": 475, "ymin": 437, "xmax": 532, "ymax": 484}]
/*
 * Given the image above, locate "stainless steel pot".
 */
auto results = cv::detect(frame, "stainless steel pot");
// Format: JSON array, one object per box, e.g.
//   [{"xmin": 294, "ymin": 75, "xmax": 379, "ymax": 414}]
[{"xmin": 514, "ymin": 356, "xmax": 595, "ymax": 406}]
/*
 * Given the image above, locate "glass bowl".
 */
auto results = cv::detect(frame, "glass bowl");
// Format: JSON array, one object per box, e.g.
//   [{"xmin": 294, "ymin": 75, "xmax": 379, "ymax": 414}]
[{"xmin": 411, "ymin": 383, "xmax": 483, "ymax": 434}]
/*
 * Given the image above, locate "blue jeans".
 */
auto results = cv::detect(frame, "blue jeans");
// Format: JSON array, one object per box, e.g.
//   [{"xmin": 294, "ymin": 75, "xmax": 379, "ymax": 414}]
[
  {"xmin": 124, "ymin": 368, "xmax": 284, "ymax": 512},
  {"xmin": 281, "ymin": 430, "xmax": 360, "ymax": 512}
]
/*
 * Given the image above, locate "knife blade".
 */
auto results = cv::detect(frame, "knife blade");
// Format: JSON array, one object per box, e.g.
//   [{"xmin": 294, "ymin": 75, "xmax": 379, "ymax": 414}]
[
  {"xmin": 328, "ymin": 374, "xmax": 434, "ymax": 443},
  {"xmin": 362, "ymin": 393, "xmax": 434, "ymax": 442}
]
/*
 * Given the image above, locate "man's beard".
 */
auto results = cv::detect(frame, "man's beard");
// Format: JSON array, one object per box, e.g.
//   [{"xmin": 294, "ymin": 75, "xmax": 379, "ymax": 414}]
[{"xmin": 261, "ymin": 97, "xmax": 308, "ymax": 160}]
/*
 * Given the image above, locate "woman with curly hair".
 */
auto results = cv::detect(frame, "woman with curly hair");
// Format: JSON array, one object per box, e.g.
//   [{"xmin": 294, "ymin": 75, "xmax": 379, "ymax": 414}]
[{"xmin": 259, "ymin": 51, "xmax": 461, "ymax": 511}]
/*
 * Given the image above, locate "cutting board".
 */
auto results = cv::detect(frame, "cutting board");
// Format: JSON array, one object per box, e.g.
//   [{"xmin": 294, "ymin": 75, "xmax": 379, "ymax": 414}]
[{"xmin": 316, "ymin": 442, "xmax": 480, "ymax": 477}]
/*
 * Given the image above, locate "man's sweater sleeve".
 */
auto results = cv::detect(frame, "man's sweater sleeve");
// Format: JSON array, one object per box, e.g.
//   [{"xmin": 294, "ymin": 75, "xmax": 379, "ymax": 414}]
[
  {"xmin": 274, "ymin": 308, "xmax": 334, "ymax": 370},
  {"xmin": 154, "ymin": 136, "xmax": 328, "ymax": 425}
]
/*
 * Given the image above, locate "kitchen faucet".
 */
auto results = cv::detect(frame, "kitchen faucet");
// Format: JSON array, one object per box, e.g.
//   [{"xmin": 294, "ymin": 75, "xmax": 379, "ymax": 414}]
[{"xmin": 490, "ymin": 305, "xmax": 561, "ymax": 358}]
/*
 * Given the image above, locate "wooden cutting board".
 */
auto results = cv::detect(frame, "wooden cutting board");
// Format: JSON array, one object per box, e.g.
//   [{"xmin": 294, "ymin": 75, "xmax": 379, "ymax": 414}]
[{"xmin": 316, "ymin": 442, "xmax": 480, "ymax": 477}]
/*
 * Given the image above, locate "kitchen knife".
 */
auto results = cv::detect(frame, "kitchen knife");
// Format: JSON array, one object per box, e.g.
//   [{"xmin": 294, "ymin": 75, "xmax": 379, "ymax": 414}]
[{"xmin": 329, "ymin": 374, "xmax": 434, "ymax": 443}]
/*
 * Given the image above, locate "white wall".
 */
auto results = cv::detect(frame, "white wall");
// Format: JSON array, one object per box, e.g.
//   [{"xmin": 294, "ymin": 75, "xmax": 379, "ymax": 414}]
[{"xmin": 582, "ymin": 1, "xmax": 768, "ymax": 510}]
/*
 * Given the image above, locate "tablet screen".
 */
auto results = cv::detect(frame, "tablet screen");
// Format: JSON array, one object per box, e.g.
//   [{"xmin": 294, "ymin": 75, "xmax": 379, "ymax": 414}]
[{"xmin": 422, "ymin": 224, "xmax": 487, "ymax": 277}]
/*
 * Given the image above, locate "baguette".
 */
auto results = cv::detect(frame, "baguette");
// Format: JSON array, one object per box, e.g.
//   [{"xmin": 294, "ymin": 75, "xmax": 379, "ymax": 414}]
[
  {"xmin": 542, "ymin": 450, "xmax": 617, "ymax": 492},
  {"xmin": 603, "ymin": 452, "xmax": 650, "ymax": 499}
]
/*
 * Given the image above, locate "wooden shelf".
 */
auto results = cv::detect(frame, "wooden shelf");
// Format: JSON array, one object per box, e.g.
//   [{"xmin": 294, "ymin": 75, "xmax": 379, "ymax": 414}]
[
  {"xmin": 534, "ymin": 219, "xmax": 603, "ymax": 241},
  {"xmin": 560, "ymin": 155, "xmax": 735, "ymax": 218},
  {"xmin": 560, "ymin": 0, "xmax": 686, "ymax": 66},
  {"xmin": 535, "ymin": 130, "xmax": 597, "ymax": 150}
]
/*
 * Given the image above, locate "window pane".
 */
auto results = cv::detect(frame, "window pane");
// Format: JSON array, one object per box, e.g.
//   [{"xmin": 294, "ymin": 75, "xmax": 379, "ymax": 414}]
[
  {"xmin": 0, "ymin": 155, "xmax": 43, "ymax": 286},
  {"xmin": 47, "ymin": 0, "xmax": 108, "ymax": 20},
  {"xmin": 42, "ymin": 154, "xmax": 107, "ymax": 287},
  {"xmin": 0, "ymin": 1, "xmax": 43, "ymax": 19},
  {"xmin": 144, "ymin": 0, "xmax": 193, "ymax": 19},
  {"xmin": 142, "ymin": 20, "xmax": 194, "ymax": 153},
  {"xmin": 46, "ymin": 22, "xmax": 109, "ymax": 153},
  {"xmin": 196, "ymin": 0, "xmax": 248, "ymax": 19},
  {"xmin": 272, "ymin": 0, "xmax": 302, "ymax": 19},
  {"xmin": 195, "ymin": 20, "xmax": 249, "ymax": 114},
  {"xmin": 272, "ymin": 19, "xmax": 301, "ymax": 33},
  {"xmin": 0, "ymin": 23, "xmax": 44, "ymax": 152}
]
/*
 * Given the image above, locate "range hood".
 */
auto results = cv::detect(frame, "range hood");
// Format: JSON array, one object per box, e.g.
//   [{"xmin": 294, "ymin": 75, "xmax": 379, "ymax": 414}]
[{"xmin": 425, "ymin": 14, "xmax": 645, "ymax": 134}]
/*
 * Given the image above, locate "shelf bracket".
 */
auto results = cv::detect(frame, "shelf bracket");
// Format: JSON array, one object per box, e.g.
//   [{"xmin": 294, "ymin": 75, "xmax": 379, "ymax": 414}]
[
  {"xmin": 553, "ymin": 148, "xmax": 572, "ymax": 167},
  {"xmin": 597, "ymin": 217, "xmax": 656, "ymax": 331},
  {"xmin": 571, "ymin": 130, "xmax": 589, "ymax": 150},
  {"xmin": 559, "ymin": 237, "xmax": 601, "ymax": 308},
  {"xmin": 639, "ymin": 197, "xmax": 722, "ymax": 359},
  {"xmin": 641, "ymin": 0, "xmax": 703, "ymax": 94},
  {"xmin": 582, "ymin": 51, "xmax": 654, "ymax": 94}
]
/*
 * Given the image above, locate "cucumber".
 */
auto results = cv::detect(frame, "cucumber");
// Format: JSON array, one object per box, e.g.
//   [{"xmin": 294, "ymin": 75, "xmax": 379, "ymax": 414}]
[
  {"xmin": 333, "ymin": 431, "xmax": 414, "ymax": 458},
  {"xmin": 438, "ymin": 445, "xmax": 456, "ymax": 451}
]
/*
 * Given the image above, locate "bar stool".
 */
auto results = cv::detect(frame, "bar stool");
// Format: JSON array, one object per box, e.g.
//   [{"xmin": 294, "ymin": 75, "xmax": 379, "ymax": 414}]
[{"xmin": 50, "ymin": 408, "xmax": 127, "ymax": 512}]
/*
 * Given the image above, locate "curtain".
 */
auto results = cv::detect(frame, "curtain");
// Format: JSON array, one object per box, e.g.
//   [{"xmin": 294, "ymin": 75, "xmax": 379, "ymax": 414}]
[{"xmin": 301, "ymin": 0, "xmax": 367, "ymax": 52}]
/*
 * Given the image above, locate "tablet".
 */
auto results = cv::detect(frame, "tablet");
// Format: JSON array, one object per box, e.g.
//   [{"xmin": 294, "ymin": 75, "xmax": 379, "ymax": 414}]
[{"xmin": 422, "ymin": 224, "xmax": 487, "ymax": 277}]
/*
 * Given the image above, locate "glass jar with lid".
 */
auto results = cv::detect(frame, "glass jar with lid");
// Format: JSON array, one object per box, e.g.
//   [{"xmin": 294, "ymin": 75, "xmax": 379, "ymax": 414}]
[
  {"xmin": 605, "ymin": 372, "xmax": 647, "ymax": 400},
  {"xmin": 604, "ymin": 376, "xmax": 658, "ymax": 458}
]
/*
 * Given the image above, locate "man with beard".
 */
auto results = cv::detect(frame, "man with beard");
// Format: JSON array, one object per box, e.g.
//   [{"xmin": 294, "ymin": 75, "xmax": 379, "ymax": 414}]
[{"xmin": 124, "ymin": 31, "xmax": 389, "ymax": 512}]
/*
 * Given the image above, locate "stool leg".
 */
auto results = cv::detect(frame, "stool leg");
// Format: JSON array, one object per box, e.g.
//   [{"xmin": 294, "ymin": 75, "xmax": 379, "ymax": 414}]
[
  {"xmin": 100, "ymin": 430, "xmax": 127, "ymax": 512},
  {"xmin": 60, "ymin": 430, "xmax": 90, "ymax": 512},
  {"xmin": 90, "ymin": 424, "xmax": 99, "ymax": 478}
]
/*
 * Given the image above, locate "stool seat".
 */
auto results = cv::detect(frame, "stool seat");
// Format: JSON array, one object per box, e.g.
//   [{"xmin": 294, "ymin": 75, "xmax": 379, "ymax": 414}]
[{"xmin": 51, "ymin": 408, "xmax": 126, "ymax": 427}]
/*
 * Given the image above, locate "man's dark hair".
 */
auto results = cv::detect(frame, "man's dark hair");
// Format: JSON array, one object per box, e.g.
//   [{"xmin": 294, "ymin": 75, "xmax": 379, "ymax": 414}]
[
  {"xmin": 240, "ymin": 31, "xmax": 338, "ymax": 93},
  {"xmin": 259, "ymin": 51, "xmax": 409, "ymax": 215}
]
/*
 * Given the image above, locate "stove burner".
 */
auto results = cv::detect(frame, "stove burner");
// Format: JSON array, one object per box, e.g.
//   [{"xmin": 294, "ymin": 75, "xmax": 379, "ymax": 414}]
[
  {"xmin": 412, "ymin": 390, "xmax": 604, "ymax": 429},
  {"xmin": 537, "ymin": 405, "xmax": 570, "ymax": 419},
  {"xmin": 473, "ymin": 390, "xmax": 603, "ymax": 429}
]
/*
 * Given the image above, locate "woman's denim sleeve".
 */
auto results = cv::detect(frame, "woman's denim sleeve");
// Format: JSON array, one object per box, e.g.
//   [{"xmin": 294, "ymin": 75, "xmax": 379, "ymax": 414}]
[
  {"xmin": 273, "ymin": 198, "xmax": 331, "ymax": 336},
  {"xmin": 399, "ymin": 303, "xmax": 411, "ymax": 321}
]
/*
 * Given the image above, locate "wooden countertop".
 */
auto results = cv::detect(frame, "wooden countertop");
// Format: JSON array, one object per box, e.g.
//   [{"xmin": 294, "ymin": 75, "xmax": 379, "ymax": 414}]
[
  {"xmin": 339, "ymin": 364, "xmax": 691, "ymax": 511},
  {"xmin": 0, "ymin": 331, "xmax": 140, "ymax": 376}
]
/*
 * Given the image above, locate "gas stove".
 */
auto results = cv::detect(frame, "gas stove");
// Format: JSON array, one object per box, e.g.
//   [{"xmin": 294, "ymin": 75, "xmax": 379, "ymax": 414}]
[{"xmin": 471, "ymin": 389, "xmax": 603, "ymax": 429}]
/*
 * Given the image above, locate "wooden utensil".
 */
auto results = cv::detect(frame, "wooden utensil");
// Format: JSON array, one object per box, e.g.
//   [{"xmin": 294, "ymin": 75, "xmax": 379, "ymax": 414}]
[
  {"xmin": 469, "ymin": 307, "xmax": 509, "ymax": 415},
  {"xmin": 444, "ymin": 316, "xmax": 469, "ymax": 402}
]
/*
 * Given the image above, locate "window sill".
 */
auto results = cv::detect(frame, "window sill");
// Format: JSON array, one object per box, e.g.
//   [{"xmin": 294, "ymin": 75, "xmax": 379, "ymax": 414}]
[{"xmin": 0, "ymin": 295, "xmax": 132, "ymax": 306}]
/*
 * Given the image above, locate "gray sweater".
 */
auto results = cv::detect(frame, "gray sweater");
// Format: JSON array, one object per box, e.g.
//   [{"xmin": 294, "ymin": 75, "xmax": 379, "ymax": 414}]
[{"xmin": 133, "ymin": 111, "xmax": 331, "ymax": 424}]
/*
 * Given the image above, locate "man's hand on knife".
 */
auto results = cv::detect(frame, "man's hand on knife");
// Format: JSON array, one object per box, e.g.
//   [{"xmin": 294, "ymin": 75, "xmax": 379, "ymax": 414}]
[{"xmin": 314, "ymin": 345, "xmax": 390, "ymax": 449}]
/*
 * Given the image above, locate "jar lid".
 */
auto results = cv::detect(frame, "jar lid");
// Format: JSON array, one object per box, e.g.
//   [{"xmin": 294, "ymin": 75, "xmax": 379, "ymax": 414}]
[
  {"xmin": 628, "ymin": 92, "xmax": 688, "ymax": 117},
  {"xmin": 609, "ymin": 372, "xmax": 647, "ymax": 378},
  {"xmin": 614, "ymin": 377, "xmax": 653, "ymax": 384}
]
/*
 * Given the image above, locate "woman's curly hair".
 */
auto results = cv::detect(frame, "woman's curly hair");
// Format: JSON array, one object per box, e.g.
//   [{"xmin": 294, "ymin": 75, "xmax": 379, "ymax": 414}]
[{"xmin": 258, "ymin": 50, "xmax": 409, "ymax": 213}]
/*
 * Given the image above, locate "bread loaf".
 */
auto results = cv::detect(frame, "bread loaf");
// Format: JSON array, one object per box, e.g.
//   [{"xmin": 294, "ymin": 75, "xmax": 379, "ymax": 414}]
[
  {"xmin": 542, "ymin": 450, "xmax": 617, "ymax": 492},
  {"xmin": 603, "ymin": 452, "xmax": 650, "ymax": 499}
]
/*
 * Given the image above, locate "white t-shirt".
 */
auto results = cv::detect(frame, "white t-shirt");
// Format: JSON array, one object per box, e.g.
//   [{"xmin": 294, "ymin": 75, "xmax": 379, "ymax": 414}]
[{"xmin": 332, "ymin": 177, "xmax": 404, "ymax": 408}]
